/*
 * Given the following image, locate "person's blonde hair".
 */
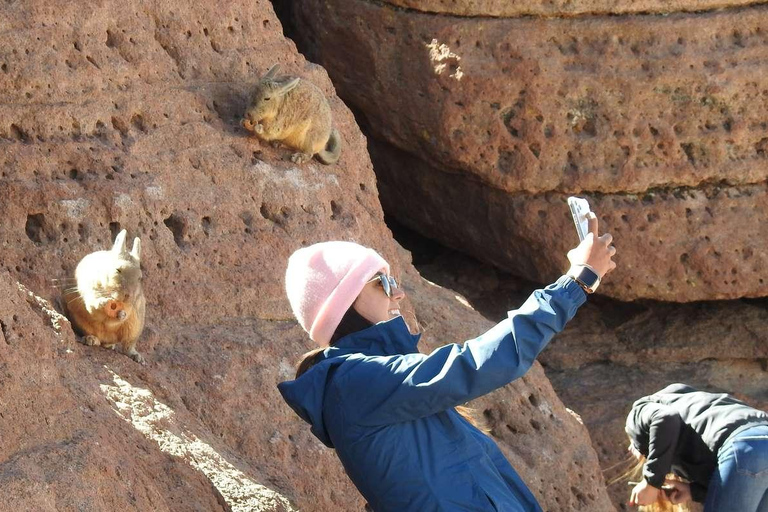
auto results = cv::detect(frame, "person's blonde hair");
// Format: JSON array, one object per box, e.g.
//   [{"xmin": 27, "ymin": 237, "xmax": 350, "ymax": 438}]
[{"xmin": 607, "ymin": 438, "xmax": 691, "ymax": 512}]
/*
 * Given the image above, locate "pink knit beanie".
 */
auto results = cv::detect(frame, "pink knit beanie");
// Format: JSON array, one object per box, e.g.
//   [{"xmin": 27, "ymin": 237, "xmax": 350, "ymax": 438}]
[{"xmin": 285, "ymin": 241, "xmax": 390, "ymax": 346}]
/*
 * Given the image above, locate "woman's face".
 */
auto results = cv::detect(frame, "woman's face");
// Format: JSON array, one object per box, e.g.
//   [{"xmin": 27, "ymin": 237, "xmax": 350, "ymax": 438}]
[{"xmin": 352, "ymin": 271, "xmax": 405, "ymax": 324}]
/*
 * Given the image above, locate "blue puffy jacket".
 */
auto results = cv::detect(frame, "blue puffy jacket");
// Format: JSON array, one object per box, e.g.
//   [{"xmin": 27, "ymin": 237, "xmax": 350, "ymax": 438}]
[{"xmin": 278, "ymin": 276, "xmax": 586, "ymax": 511}]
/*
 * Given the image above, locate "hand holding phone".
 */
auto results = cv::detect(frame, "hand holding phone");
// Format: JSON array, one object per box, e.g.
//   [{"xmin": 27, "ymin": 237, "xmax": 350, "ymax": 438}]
[
  {"xmin": 565, "ymin": 197, "xmax": 618, "ymax": 280},
  {"xmin": 567, "ymin": 196, "xmax": 592, "ymax": 242}
]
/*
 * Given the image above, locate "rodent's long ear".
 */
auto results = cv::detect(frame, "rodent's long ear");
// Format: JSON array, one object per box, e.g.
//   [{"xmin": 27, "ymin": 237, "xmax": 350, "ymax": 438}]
[
  {"xmin": 263, "ymin": 64, "xmax": 280, "ymax": 81},
  {"xmin": 130, "ymin": 237, "xmax": 141, "ymax": 262},
  {"xmin": 276, "ymin": 77, "xmax": 300, "ymax": 96},
  {"xmin": 112, "ymin": 229, "xmax": 128, "ymax": 254}
]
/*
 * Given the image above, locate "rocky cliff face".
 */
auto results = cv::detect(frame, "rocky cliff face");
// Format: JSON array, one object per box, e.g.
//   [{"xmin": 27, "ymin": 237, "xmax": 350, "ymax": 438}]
[
  {"xmin": 378, "ymin": 0, "xmax": 757, "ymax": 17},
  {"xmin": 288, "ymin": 0, "xmax": 768, "ymax": 302},
  {"xmin": 0, "ymin": 1, "xmax": 614, "ymax": 510}
]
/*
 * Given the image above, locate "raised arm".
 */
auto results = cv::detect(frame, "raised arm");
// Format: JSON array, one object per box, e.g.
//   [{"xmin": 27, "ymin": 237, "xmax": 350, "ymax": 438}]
[
  {"xmin": 342, "ymin": 276, "xmax": 586, "ymax": 426},
  {"xmin": 344, "ymin": 210, "xmax": 617, "ymax": 426}
]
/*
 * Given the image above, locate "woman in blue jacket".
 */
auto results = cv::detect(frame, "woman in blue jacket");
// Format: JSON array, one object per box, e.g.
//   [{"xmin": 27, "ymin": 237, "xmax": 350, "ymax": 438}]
[{"xmin": 278, "ymin": 214, "xmax": 616, "ymax": 511}]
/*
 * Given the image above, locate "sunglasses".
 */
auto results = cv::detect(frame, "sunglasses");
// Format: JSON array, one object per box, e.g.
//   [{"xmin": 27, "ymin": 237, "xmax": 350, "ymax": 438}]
[{"xmin": 367, "ymin": 273, "xmax": 399, "ymax": 298}]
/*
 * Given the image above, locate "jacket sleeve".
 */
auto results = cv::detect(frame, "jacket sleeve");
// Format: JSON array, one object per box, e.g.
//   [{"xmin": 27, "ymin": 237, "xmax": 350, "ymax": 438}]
[
  {"xmin": 690, "ymin": 482, "xmax": 708, "ymax": 503},
  {"xmin": 342, "ymin": 276, "xmax": 586, "ymax": 426},
  {"xmin": 641, "ymin": 404, "xmax": 683, "ymax": 488}
]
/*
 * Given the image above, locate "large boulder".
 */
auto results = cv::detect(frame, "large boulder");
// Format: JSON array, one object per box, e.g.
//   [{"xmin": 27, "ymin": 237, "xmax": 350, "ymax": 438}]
[
  {"xmin": 0, "ymin": 0, "xmax": 613, "ymax": 510},
  {"xmin": 288, "ymin": 0, "xmax": 768, "ymax": 302},
  {"xmin": 380, "ymin": 0, "xmax": 755, "ymax": 16}
]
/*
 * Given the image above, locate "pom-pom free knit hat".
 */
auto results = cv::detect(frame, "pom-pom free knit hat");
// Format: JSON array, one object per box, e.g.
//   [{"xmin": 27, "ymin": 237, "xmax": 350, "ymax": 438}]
[{"xmin": 285, "ymin": 241, "xmax": 389, "ymax": 346}]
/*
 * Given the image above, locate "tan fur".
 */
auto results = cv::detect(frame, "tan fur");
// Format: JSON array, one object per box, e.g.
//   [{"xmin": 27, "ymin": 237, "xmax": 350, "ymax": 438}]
[
  {"xmin": 63, "ymin": 229, "xmax": 146, "ymax": 363},
  {"xmin": 242, "ymin": 64, "xmax": 342, "ymax": 165}
]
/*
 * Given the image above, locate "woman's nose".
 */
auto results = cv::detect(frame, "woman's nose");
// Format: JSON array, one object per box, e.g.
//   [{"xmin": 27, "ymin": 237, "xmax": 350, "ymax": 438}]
[{"xmin": 392, "ymin": 287, "xmax": 405, "ymax": 301}]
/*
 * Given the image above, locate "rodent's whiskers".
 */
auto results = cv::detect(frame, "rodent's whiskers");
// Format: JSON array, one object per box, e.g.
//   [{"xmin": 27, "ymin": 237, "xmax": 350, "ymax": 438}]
[
  {"xmin": 50, "ymin": 278, "xmax": 77, "ymax": 289},
  {"xmin": 62, "ymin": 291, "xmax": 80, "ymax": 300},
  {"xmin": 60, "ymin": 283, "xmax": 112, "ymax": 306},
  {"xmin": 65, "ymin": 294, "xmax": 83, "ymax": 306}
]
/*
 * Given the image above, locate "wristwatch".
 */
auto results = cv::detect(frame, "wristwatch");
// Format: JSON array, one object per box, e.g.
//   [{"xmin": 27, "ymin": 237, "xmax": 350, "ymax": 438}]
[{"xmin": 567, "ymin": 264, "xmax": 601, "ymax": 294}]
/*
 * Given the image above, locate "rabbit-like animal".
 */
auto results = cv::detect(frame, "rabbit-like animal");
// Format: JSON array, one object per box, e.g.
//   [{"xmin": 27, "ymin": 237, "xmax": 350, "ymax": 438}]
[
  {"xmin": 242, "ymin": 64, "xmax": 341, "ymax": 165},
  {"xmin": 63, "ymin": 229, "xmax": 146, "ymax": 363}
]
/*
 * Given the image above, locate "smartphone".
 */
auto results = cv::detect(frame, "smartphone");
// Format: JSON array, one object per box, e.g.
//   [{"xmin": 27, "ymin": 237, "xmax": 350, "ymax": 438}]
[{"xmin": 567, "ymin": 196, "xmax": 592, "ymax": 242}]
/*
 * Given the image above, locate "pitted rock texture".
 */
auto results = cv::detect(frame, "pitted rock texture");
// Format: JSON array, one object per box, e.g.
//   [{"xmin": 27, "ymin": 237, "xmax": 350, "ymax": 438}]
[
  {"xmin": 288, "ymin": 0, "xmax": 768, "ymax": 301},
  {"xmin": 371, "ymin": 139, "xmax": 768, "ymax": 302},
  {"xmin": 382, "ymin": 0, "xmax": 757, "ymax": 17},
  {"xmin": 0, "ymin": 1, "xmax": 614, "ymax": 510},
  {"xmin": 0, "ymin": 272, "xmax": 231, "ymax": 512}
]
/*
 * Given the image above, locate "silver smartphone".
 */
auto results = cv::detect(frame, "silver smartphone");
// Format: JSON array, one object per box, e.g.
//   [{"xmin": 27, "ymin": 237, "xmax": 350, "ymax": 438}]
[{"xmin": 567, "ymin": 196, "xmax": 592, "ymax": 241}]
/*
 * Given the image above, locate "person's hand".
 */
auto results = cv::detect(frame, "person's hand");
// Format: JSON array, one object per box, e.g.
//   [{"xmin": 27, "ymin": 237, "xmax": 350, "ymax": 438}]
[
  {"xmin": 567, "ymin": 212, "xmax": 617, "ymax": 278},
  {"xmin": 629, "ymin": 479, "xmax": 661, "ymax": 506},
  {"xmin": 664, "ymin": 480, "xmax": 692, "ymax": 505}
]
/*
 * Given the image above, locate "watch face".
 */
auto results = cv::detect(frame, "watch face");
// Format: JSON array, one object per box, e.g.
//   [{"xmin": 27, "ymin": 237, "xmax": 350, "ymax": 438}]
[{"xmin": 578, "ymin": 266, "xmax": 600, "ymax": 289}]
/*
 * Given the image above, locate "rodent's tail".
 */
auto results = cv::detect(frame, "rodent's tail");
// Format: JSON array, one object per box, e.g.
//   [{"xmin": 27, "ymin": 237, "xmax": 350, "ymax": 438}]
[{"xmin": 317, "ymin": 129, "xmax": 341, "ymax": 165}]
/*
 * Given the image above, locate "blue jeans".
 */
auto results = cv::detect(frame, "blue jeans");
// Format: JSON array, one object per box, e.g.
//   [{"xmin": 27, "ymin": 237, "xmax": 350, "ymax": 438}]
[{"xmin": 705, "ymin": 424, "xmax": 768, "ymax": 512}]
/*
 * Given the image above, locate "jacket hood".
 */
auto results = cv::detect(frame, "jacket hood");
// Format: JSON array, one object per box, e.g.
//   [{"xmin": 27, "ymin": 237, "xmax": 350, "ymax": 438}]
[
  {"xmin": 625, "ymin": 395, "xmax": 653, "ymax": 455},
  {"xmin": 277, "ymin": 315, "xmax": 420, "ymax": 447},
  {"xmin": 277, "ymin": 353, "xmax": 348, "ymax": 447}
]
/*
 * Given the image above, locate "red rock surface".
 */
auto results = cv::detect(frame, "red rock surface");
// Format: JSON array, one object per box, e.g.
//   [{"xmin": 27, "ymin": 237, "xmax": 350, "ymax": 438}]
[
  {"xmin": 371, "ymin": 139, "xmax": 768, "ymax": 302},
  {"xmin": 382, "ymin": 0, "xmax": 756, "ymax": 17},
  {"xmin": 0, "ymin": 0, "xmax": 614, "ymax": 510},
  {"xmin": 289, "ymin": 0, "xmax": 768, "ymax": 301},
  {"xmin": 0, "ymin": 273, "xmax": 231, "ymax": 512}
]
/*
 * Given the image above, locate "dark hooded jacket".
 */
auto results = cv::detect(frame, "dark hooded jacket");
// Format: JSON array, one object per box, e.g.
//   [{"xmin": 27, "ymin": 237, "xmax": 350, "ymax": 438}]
[
  {"xmin": 625, "ymin": 383, "xmax": 768, "ymax": 502},
  {"xmin": 278, "ymin": 276, "xmax": 586, "ymax": 511}
]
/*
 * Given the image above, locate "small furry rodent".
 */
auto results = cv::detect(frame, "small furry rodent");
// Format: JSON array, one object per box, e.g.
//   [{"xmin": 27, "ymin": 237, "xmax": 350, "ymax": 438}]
[
  {"xmin": 242, "ymin": 64, "xmax": 341, "ymax": 165},
  {"xmin": 63, "ymin": 229, "xmax": 146, "ymax": 364}
]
